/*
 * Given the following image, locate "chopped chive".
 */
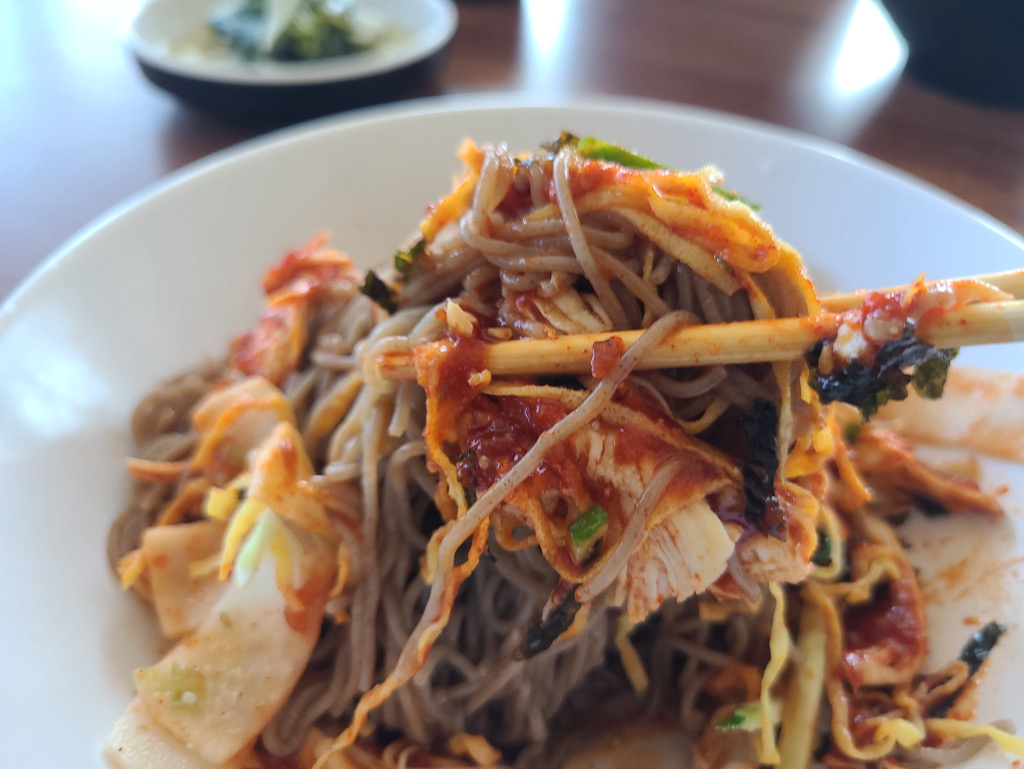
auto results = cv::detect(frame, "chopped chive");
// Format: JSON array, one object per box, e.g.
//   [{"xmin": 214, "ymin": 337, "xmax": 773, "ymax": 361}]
[
  {"xmin": 712, "ymin": 185, "xmax": 761, "ymax": 211},
  {"xmin": 577, "ymin": 137, "xmax": 666, "ymax": 170},
  {"xmin": 569, "ymin": 504, "xmax": 609, "ymax": 547},
  {"xmin": 715, "ymin": 702, "xmax": 762, "ymax": 731},
  {"xmin": 394, "ymin": 238, "xmax": 425, "ymax": 275},
  {"xmin": 811, "ymin": 530, "xmax": 832, "ymax": 567}
]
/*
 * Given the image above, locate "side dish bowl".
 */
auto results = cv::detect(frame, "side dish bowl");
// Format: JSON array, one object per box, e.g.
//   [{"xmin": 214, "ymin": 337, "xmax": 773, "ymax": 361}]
[{"xmin": 125, "ymin": 0, "xmax": 459, "ymax": 118}]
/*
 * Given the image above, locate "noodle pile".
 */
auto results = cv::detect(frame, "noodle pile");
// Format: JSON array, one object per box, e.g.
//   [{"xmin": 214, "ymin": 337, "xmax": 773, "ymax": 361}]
[{"xmin": 107, "ymin": 136, "xmax": 1022, "ymax": 769}]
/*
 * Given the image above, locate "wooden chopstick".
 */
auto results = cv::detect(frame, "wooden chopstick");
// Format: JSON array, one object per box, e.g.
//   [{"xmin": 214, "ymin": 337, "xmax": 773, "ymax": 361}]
[
  {"xmin": 819, "ymin": 269, "xmax": 1024, "ymax": 311},
  {"xmin": 375, "ymin": 300, "xmax": 1024, "ymax": 381}
]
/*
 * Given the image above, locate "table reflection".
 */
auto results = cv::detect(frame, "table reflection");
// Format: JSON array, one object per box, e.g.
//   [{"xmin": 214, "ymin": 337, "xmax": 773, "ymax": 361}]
[
  {"xmin": 520, "ymin": 0, "xmax": 573, "ymax": 93},
  {"xmin": 786, "ymin": 0, "xmax": 906, "ymax": 142}
]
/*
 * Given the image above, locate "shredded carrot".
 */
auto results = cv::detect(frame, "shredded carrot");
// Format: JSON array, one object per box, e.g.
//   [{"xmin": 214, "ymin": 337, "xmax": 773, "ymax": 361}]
[
  {"xmin": 117, "ymin": 549, "xmax": 147, "ymax": 589},
  {"xmin": 125, "ymin": 458, "xmax": 190, "ymax": 483},
  {"xmin": 155, "ymin": 477, "xmax": 212, "ymax": 527}
]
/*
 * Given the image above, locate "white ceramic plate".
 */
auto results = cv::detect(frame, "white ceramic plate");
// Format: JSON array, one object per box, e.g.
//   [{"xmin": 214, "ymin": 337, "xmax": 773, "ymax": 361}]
[
  {"xmin": 127, "ymin": 0, "xmax": 458, "ymax": 86},
  {"xmin": 2, "ymin": 95, "xmax": 1023, "ymax": 767}
]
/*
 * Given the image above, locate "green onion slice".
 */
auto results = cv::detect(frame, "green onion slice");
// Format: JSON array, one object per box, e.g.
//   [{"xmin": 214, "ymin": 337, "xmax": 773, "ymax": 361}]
[{"xmin": 569, "ymin": 504, "xmax": 609, "ymax": 559}]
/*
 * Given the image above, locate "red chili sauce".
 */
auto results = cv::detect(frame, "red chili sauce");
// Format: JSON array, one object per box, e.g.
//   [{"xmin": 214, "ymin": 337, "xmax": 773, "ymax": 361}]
[
  {"xmin": 590, "ymin": 336, "xmax": 625, "ymax": 379},
  {"xmin": 283, "ymin": 571, "xmax": 333, "ymax": 634},
  {"xmin": 461, "ymin": 395, "xmax": 573, "ymax": 490},
  {"xmin": 230, "ymin": 304, "xmax": 296, "ymax": 379},
  {"xmin": 455, "ymin": 377, "xmax": 737, "ymax": 575},
  {"xmin": 416, "ymin": 330, "xmax": 489, "ymax": 446},
  {"xmin": 261, "ymin": 246, "xmax": 341, "ymax": 296},
  {"xmin": 842, "ymin": 575, "xmax": 926, "ymax": 688}
]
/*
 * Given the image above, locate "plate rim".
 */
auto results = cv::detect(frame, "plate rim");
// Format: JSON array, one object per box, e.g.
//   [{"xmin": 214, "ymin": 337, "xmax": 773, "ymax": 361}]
[{"xmin": 5, "ymin": 92, "xmax": 1023, "ymax": 325}]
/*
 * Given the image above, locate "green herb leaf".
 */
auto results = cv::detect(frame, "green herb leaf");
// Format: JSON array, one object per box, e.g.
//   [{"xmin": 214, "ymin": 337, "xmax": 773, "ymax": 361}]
[
  {"xmin": 569, "ymin": 504, "xmax": 609, "ymax": 548},
  {"xmin": 212, "ymin": 0, "xmax": 372, "ymax": 62},
  {"xmin": 360, "ymin": 270, "xmax": 397, "ymax": 313},
  {"xmin": 272, "ymin": 0, "xmax": 370, "ymax": 61},
  {"xmin": 808, "ymin": 326, "xmax": 957, "ymax": 422},
  {"xmin": 843, "ymin": 420, "xmax": 862, "ymax": 444},
  {"xmin": 542, "ymin": 131, "xmax": 580, "ymax": 153},
  {"xmin": 547, "ymin": 134, "xmax": 762, "ymax": 210},
  {"xmin": 576, "ymin": 137, "xmax": 666, "ymax": 170},
  {"xmin": 912, "ymin": 351, "xmax": 957, "ymax": 399},
  {"xmin": 394, "ymin": 238, "xmax": 425, "ymax": 275},
  {"xmin": 210, "ymin": 0, "xmax": 266, "ymax": 59},
  {"xmin": 715, "ymin": 702, "xmax": 762, "ymax": 731}
]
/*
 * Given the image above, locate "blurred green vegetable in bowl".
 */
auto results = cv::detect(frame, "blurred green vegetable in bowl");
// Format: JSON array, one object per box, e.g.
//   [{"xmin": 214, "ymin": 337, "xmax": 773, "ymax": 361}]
[{"xmin": 210, "ymin": 0, "xmax": 377, "ymax": 61}]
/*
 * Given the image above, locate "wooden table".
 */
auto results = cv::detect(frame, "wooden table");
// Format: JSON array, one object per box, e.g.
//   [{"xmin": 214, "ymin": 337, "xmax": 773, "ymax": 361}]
[{"xmin": 4, "ymin": 0, "xmax": 1023, "ymax": 301}]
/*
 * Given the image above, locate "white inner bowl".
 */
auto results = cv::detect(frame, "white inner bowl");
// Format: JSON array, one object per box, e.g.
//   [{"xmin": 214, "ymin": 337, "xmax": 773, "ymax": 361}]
[{"xmin": 4, "ymin": 95, "xmax": 1024, "ymax": 768}]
